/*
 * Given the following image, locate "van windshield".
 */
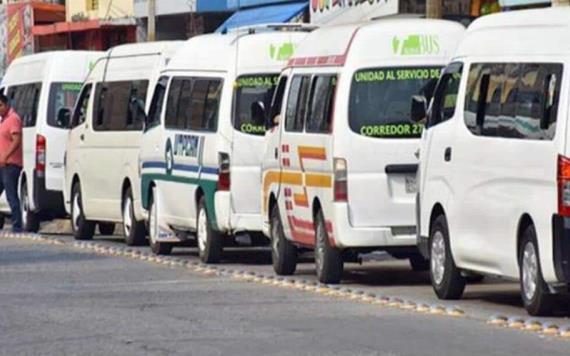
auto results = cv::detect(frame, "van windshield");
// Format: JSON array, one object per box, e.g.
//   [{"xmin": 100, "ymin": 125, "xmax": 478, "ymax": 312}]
[
  {"xmin": 234, "ymin": 74, "xmax": 279, "ymax": 136},
  {"xmin": 349, "ymin": 66, "xmax": 442, "ymax": 139},
  {"xmin": 48, "ymin": 82, "xmax": 83, "ymax": 128}
]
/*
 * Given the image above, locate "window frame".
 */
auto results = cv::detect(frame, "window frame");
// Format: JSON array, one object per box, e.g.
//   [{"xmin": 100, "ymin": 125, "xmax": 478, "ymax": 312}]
[
  {"xmin": 305, "ymin": 74, "xmax": 337, "ymax": 134},
  {"xmin": 71, "ymin": 83, "xmax": 93, "ymax": 129},
  {"xmin": 427, "ymin": 62, "xmax": 464, "ymax": 129}
]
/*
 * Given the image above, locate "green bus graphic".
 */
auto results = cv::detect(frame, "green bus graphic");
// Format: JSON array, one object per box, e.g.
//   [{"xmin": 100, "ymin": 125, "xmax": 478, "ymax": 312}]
[{"xmin": 392, "ymin": 35, "xmax": 440, "ymax": 56}]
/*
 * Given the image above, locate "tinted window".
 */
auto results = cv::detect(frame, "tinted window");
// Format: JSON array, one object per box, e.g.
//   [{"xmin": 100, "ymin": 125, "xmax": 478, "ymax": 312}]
[
  {"xmin": 8, "ymin": 83, "xmax": 42, "ymax": 128},
  {"xmin": 93, "ymin": 80, "xmax": 148, "ymax": 131},
  {"xmin": 306, "ymin": 75, "xmax": 337, "ymax": 134},
  {"xmin": 234, "ymin": 74, "xmax": 279, "ymax": 135},
  {"xmin": 429, "ymin": 63, "xmax": 463, "ymax": 128},
  {"xmin": 71, "ymin": 84, "xmax": 93, "ymax": 128},
  {"xmin": 47, "ymin": 82, "xmax": 82, "ymax": 128},
  {"xmin": 165, "ymin": 78, "xmax": 185, "ymax": 130},
  {"xmin": 350, "ymin": 67, "xmax": 441, "ymax": 138},
  {"xmin": 146, "ymin": 76, "xmax": 169, "ymax": 129},
  {"xmin": 268, "ymin": 75, "xmax": 288, "ymax": 128},
  {"xmin": 464, "ymin": 62, "xmax": 562, "ymax": 140},
  {"xmin": 285, "ymin": 76, "xmax": 310, "ymax": 132}
]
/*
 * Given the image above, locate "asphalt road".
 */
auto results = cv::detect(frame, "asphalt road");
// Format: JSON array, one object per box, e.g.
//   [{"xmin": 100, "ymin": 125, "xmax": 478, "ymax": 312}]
[{"xmin": 1, "ymin": 235, "xmax": 570, "ymax": 356}]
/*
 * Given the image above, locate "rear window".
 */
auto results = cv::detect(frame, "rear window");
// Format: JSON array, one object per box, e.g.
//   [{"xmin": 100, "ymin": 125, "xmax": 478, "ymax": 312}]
[
  {"xmin": 48, "ymin": 82, "xmax": 82, "ymax": 128},
  {"xmin": 349, "ymin": 66, "xmax": 442, "ymax": 138},
  {"xmin": 234, "ymin": 74, "xmax": 279, "ymax": 135}
]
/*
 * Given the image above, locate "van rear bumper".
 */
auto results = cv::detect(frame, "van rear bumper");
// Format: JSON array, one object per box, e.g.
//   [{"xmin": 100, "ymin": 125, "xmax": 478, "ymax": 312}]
[
  {"xmin": 332, "ymin": 203, "xmax": 416, "ymax": 248},
  {"xmin": 552, "ymin": 214, "xmax": 570, "ymax": 284},
  {"xmin": 214, "ymin": 191, "xmax": 263, "ymax": 234},
  {"xmin": 33, "ymin": 171, "xmax": 66, "ymax": 218}
]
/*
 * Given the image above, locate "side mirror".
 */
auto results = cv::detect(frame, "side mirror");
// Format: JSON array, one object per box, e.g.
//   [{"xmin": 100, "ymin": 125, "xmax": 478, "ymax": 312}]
[
  {"xmin": 410, "ymin": 95, "xmax": 428, "ymax": 123},
  {"xmin": 57, "ymin": 107, "xmax": 71, "ymax": 128}
]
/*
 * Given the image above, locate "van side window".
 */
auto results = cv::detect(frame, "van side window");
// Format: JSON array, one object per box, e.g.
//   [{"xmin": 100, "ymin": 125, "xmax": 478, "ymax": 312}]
[
  {"xmin": 285, "ymin": 76, "xmax": 310, "ymax": 132},
  {"xmin": 464, "ymin": 62, "xmax": 562, "ymax": 140},
  {"xmin": 429, "ymin": 63, "xmax": 463, "ymax": 128},
  {"xmin": 93, "ymin": 80, "xmax": 149, "ymax": 131},
  {"xmin": 71, "ymin": 84, "xmax": 93, "ymax": 128},
  {"xmin": 47, "ymin": 83, "xmax": 83, "ymax": 128},
  {"xmin": 269, "ymin": 75, "xmax": 288, "ymax": 128},
  {"xmin": 7, "ymin": 83, "xmax": 42, "ymax": 128},
  {"xmin": 234, "ymin": 74, "xmax": 280, "ymax": 135},
  {"xmin": 306, "ymin": 75, "xmax": 336, "ymax": 134},
  {"xmin": 165, "ymin": 78, "xmax": 185, "ymax": 130},
  {"xmin": 147, "ymin": 76, "xmax": 169, "ymax": 129}
]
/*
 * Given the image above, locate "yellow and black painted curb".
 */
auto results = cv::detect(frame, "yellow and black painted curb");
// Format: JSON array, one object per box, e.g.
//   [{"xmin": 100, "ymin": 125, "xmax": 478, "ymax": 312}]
[{"xmin": 2, "ymin": 231, "xmax": 569, "ymax": 341}]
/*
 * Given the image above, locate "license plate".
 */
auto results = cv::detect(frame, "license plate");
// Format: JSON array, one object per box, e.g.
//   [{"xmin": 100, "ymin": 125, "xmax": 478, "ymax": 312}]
[{"xmin": 405, "ymin": 176, "xmax": 417, "ymax": 194}]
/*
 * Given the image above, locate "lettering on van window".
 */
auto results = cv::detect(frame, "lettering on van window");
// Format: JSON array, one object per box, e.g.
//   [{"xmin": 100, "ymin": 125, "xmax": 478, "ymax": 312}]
[
  {"xmin": 236, "ymin": 76, "xmax": 279, "ymax": 88},
  {"xmin": 173, "ymin": 134, "xmax": 200, "ymax": 158},
  {"xmin": 60, "ymin": 83, "xmax": 83, "ymax": 92},
  {"xmin": 269, "ymin": 42, "xmax": 295, "ymax": 61},
  {"xmin": 240, "ymin": 123, "xmax": 266, "ymax": 134},
  {"xmin": 355, "ymin": 68, "xmax": 441, "ymax": 83},
  {"xmin": 392, "ymin": 35, "xmax": 440, "ymax": 56},
  {"xmin": 360, "ymin": 123, "xmax": 424, "ymax": 138}
]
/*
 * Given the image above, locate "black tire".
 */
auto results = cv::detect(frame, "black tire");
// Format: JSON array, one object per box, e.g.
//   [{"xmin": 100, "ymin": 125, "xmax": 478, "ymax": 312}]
[
  {"xmin": 20, "ymin": 181, "xmax": 40, "ymax": 233},
  {"xmin": 148, "ymin": 188, "xmax": 172, "ymax": 255},
  {"xmin": 71, "ymin": 183, "xmax": 95, "ymax": 241},
  {"xmin": 0, "ymin": 213, "xmax": 5, "ymax": 229},
  {"xmin": 98, "ymin": 223, "xmax": 115, "ymax": 236},
  {"xmin": 122, "ymin": 187, "xmax": 146, "ymax": 246},
  {"xmin": 429, "ymin": 214, "xmax": 465, "ymax": 300},
  {"xmin": 409, "ymin": 253, "xmax": 430, "ymax": 272},
  {"xmin": 465, "ymin": 273, "xmax": 485, "ymax": 284},
  {"xmin": 270, "ymin": 204, "xmax": 297, "ymax": 275},
  {"xmin": 519, "ymin": 225, "xmax": 555, "ymax": 316},
  {"xmin": 196, "ymin": 196, "xmax": 222, "ymax": 264},
  {"xmin": 315, "ymin": 209, "xmax": 343, "ymax": 284}
]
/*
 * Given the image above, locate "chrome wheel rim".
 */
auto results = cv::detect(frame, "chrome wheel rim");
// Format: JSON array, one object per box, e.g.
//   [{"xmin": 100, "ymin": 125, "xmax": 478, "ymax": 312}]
[
  {"xmin": 431, "ymin": 231, "xmax": 446, "ymax": 286},
  {"xmin": 522, "ymin": 242, "xmax": 538, "ymax": 301},
  {"xmin": 315, "ymin": 221, "xmax": 325, "ymax": 274},
  {"xmin": 123, "ymin": 196, "xmax": 132, "ymax": 237},
  {"xmin": 72, "ymin": 191, "xmax": 81, "ymax": 232},
  {"xmin": 149, "ymin": 193, "xmax": 158, "ymax": 244},
  {"xmin": 197, "ymin": 208, "xmax": 207, "ymax": 254}
]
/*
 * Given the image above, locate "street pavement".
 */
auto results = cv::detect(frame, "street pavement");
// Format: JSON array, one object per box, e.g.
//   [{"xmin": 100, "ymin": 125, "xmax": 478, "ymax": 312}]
[{"xmin": 1, "ymin": 234, "xmax": 570, "ymax": 355}]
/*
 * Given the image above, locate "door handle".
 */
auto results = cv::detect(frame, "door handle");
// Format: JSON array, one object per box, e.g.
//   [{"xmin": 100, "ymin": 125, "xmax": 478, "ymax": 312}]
[
  {"xmin": 444, "ymin": 147, "xmax": 452, "ymax": 162},
  {"xmin": 274, "ymin": 148, "xmax": 278, "ymax": 160}
]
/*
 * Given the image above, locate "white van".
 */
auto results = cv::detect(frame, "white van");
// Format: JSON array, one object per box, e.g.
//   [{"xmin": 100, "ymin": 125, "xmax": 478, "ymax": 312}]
[
  {"xmin": 139, "ymin": 26, "xmax": 311, "ymax": 259},
  {"xmin": 65, "ymin": 41, "xmax": 182, "ymax": 245},
  {"xmin": 262, "ymin": 19, "xmax": 465, "ymax": 284},
  {"xmin": 0, "ymin": 51, "xmax": 102, "ymax": 232},
  {"xmin": 416, "ymin": 8, "xmax": 570, "ymax": 316}
]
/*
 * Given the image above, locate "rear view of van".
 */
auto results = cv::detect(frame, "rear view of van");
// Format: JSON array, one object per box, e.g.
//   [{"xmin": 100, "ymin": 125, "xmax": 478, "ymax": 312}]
[{"xmin": 0, "ymin": 51, "xmax": 102, "ymax": 232}]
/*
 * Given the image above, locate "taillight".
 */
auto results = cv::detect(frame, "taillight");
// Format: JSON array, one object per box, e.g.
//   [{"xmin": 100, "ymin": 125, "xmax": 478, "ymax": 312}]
[
  {"xmin": 333, "ymin": 158, "xmax": 347, "ymax": 202},
  {"xmin": 36, "ymin": 134, "xmax": 46, "ymax": 177},
  {"xmin": 217, "ymin": 152, "xmax": 231, "ymax": 191},
  {"xmin": 558, "ymin": 155, "xmax": 570, "ymax": 217}
]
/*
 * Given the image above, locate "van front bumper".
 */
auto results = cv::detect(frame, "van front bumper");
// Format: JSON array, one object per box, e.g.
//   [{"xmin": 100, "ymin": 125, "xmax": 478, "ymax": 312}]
[
  {"xmin": 332, "ymin": 203, "xmax": 416, "ymax": 249},
  {"xmin": 552, "ymin": 214, "xmax": 570, "ymax": 284}
]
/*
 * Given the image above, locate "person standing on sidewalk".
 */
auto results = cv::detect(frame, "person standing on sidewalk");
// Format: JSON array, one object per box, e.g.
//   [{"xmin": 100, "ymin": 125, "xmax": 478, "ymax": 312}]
[{"xmin": 0, "ymin": 94, "xmax": 23, "ymax": 232}]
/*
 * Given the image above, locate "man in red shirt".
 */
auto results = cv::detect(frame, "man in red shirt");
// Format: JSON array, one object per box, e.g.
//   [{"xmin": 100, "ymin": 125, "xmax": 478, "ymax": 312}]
[{"xmin": 0, "ymin": 93, "xmax": 23, "ymax": 232}]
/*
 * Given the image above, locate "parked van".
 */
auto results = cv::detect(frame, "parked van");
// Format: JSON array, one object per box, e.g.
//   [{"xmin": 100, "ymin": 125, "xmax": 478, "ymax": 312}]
[
  {"xmin": 415, "ymin": 8, "xmax": 570, "ymax": 315},
  {"xmin": 0, "ymin": 51, "xmax": 102, "ymax": 232},
  {"xmin": 65, "ymin": 41, "xmax": 182, "ymax": 244},
  {"xmin": 262, "ymin": 19, "xmax": 465, "ymax": 283},
  {"xmin": 139, "ymin": 26, "xmax": 311, "ymax": 259}
]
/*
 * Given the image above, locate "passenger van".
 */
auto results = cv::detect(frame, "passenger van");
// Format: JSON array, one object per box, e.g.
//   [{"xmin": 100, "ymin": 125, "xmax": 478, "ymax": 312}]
[
  {"xmin": 0, "ymin": 51, "xmax": 102, "ymax": 232},
  {"xmin": 262, "ymin": 19, "xmax": 465, "ymax": 284},
  {"xmin": 139, "ymin": 26, "xmax": 311, "ymax": 259},
  {"xmin": 415, "ymin": 8, "xmax": 570, "ymax": 315},
  {"xmin": 65, "ymin": 41, "xmax": 182, "ymax": 244}
]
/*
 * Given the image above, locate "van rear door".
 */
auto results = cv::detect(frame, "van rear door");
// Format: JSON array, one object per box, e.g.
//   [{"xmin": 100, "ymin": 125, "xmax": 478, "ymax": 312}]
[{"xmin": 344, "ymin": 66, "xmax": 441, "ymax": 228}]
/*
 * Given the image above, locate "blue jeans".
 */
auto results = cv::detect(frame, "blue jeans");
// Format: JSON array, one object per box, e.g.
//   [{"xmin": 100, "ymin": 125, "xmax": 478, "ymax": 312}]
[{"xmin": 0, "ymin": 165, "xmax": 22, "ymax": 231}]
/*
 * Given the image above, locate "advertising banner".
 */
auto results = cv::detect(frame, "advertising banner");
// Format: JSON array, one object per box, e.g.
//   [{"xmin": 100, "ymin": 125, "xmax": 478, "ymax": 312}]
[
  {"xmin": 6, "ymin": 3, "xmax": 34, "ymax": 66},
  {"xmin": 310, "ymin": 0, "xmax": 399, "ymax": 25}
]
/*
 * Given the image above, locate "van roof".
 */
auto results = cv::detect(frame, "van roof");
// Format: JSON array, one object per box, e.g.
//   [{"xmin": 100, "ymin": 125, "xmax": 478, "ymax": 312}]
[
  {"xmin": 166, "ymin": 30, "xmax": 310, "ymax": 75},
  {"xmin": 456, "ymin": 7, "xmax": 570, "ymax": 58},
  {"xmin": 104, "ymin": 41, "xmax": 183, "ymax": 58},
  {"xmin": 288, "ymin": 19, "xmax": 465, "ymax": 68},
  {"xmin": 8, "ymin": 50, "xmax": 102, "ymax": 65}
]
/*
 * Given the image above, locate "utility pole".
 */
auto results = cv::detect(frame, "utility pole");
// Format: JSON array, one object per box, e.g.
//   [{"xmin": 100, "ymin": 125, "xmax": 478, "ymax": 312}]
[
  {"xmin": 148, "ymin": 0, "xmax": 156, "ymax": 42},
  {"xmin": 426, "ymin": 0, "xmax": 443, "ymax": 19}
]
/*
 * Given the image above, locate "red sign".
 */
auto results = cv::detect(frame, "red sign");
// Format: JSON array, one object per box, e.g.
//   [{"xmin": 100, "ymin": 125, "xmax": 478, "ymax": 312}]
[{"xmin": 6, "ymin": 3, "xmax": 32, "ymax": 64}]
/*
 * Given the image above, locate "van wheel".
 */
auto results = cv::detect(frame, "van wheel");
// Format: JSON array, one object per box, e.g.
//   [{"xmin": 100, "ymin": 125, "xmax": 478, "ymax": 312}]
[
  {"xmin": 197, "ymin": 196, "xmax": 222, "ymax": 264},
  {"xmin": 270, "ymin": 204, "xmax": 297, "ymax": 275},
  {"xmin": 122, "ymin": 187, "xmax": 146, "ymax": 246},
  {"xmin": 71, "ymin": 183, "xmax": 95, "ymax": 241},
  {"xmin": 20, "ymin": 181, "xmax": 40, "ymax": 233},
  {"xmin": 520, "ymin": 225, "xmax": 554, "ymax": 316},
  {"xmin": 98, "ymin": 223, "xmax": 115, "ymax": 236},
  {"xmin": 148, "ymin": 187, "xmax": 172, "ymax": 255},
  {"xmin": 409, "ymin": 253, "xmax": 430, "ymax": 272},
  {"xmin": 430, "ymin": 215, "xmax": 465, "ymax": 299},
  {"xmin": 315, "ymin": 210, "xmax": 343, "ymax": 284}
]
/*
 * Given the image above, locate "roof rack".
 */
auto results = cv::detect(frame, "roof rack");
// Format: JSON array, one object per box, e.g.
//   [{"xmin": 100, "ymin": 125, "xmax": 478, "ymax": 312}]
[{"xmin": 223, "ymin": 23, "xmax": 319, "ymax": 35}]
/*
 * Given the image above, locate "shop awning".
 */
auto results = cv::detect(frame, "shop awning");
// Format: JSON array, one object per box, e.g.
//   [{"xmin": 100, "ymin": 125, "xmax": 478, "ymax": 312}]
[
  {"xmin": 32, "ymin": 18, "xmax": 136, "ymax": 36},
  {"xmin": 216, "ymin": 2, "xmax": 307, "ymax": 33}
]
